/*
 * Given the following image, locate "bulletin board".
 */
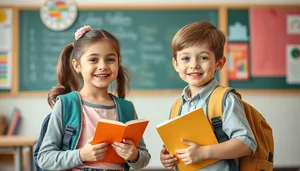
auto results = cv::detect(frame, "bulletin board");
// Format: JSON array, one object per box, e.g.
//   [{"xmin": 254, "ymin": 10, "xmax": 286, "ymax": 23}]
[{"xmin": 226, "ymin": 6, "xmax": 300, "ymax": 94}]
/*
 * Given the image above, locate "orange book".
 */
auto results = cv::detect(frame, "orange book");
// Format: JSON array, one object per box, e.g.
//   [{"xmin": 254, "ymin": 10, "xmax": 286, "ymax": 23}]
[
  {"xmin": 92, "ymin": 119, "xmax": 149, "ymax": 163},
  {"xmin": 156, "ymin": 108, "xmax": 220, "ymax": 171}
]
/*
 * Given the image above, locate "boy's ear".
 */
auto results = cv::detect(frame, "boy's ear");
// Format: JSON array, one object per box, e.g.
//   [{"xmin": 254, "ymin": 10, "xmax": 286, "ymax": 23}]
[
  {"xmin": 72, "ymin": 59, "xmax": 81, "ymax": 73},
  {"xmin": 216, "ymin": 56, "xmax": 226, "ymax": 70},
  {"xmin": 172, "ymin": 57, "xmax": 179, "ymax": 72}
]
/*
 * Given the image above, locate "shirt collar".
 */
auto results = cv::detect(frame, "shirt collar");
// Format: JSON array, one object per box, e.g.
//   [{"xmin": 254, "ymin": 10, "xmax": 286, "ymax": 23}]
[{"xmin": 181, "ymin": 78, "xmax": 219, "ymax": 103}]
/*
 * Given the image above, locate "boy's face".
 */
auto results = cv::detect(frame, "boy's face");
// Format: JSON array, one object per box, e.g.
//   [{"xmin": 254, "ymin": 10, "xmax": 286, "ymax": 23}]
[{"xmin": 172, "ymin": 43, "xmax": 225, "ymax": 92}]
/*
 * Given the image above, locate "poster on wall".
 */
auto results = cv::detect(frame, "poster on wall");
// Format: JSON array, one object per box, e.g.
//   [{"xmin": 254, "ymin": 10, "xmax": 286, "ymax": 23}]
[
  {"xmin": 227, "ymin": 43, "xmax": 249, "ymax": 80},
  {"xmin": 287, "ymin": 44, "xmax": 300, "ymax": 84},
  {"xmin": 287, "ymin": 15, "xmax": 300, "ymax": 35},
  {"xmin": 250, "ymin": 8, "xmax": 300, "ymax": 77},
  {"xmin": 0, "ymin": 8, "xmax": 12, "ymax": 90}
]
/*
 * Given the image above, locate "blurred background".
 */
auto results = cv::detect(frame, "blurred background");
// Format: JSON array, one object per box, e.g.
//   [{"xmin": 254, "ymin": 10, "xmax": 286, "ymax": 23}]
[{"xmin": 0, "ymin": 0, "xmax": 300, "ymax": 170}]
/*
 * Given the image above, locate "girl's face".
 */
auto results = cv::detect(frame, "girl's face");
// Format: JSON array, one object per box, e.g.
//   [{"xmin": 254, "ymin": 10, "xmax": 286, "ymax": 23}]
[{"xmin": 73, "ymin": 40, "xmax": 119, "ymax": 91}]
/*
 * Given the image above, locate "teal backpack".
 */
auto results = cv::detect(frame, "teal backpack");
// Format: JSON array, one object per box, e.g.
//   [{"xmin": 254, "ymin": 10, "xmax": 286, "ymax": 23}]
[{"xmin": 33, "ymin": 91, "xmax": 134, "ymax": 171}]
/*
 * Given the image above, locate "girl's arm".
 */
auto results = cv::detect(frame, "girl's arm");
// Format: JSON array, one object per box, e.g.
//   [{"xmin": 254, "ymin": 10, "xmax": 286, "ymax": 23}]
[
  {"xmin": 37, "ymin": 99, "xmax": 83, "ymax": 170},
  {"xmin": 127, "ymin": 104, "xmax": 151, "ymax": 170}
]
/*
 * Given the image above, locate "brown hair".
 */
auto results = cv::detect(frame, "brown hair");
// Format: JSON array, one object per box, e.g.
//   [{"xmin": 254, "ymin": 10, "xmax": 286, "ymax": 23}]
[
  {"xmin": 48, "ymin": 29, "xmax": 130, "ymax": 108},
  {"xmin": 171, "ymin": 21, "xmax": 226, "ymax": 61}
]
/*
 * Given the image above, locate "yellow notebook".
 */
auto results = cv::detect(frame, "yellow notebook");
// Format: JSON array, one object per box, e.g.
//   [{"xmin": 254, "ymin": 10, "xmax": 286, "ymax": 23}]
[{"xmin": 156, "ymin": 108, "xmax": 220, "ymax": 171}]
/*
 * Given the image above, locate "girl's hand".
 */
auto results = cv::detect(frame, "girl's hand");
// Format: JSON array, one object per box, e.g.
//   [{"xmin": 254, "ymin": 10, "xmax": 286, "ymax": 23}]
[
  {"xmin": 112, "ymin": 139, "xmax": 139, "ymax": 162},
  {"xmin": 79, "ymin": 137, "xmax": 110, "ymax": 162},
  {"xmin": 160, "ymin": 147, "xmax": 178, "ymax": 169},
  {"xmin": 176, "ymin": 139, "xmax": 209, "ymax": 165}
]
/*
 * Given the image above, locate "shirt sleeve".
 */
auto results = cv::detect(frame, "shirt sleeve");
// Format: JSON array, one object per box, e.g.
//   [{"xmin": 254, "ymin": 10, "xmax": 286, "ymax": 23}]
[
  {"xmin": 37, "ymin": 98, "xmax": 83, "ymax": 170},
  {"xmin": 222, "ymin": 92, "xmax": 257, "ymax": 154},
  {"xmin": 127, "ymin": 102, "xmax": 151, "ymax": 170}
]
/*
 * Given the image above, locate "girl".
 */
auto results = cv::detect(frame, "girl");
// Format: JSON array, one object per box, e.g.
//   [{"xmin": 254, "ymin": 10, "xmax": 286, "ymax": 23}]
[{"xmin": 37, "ymin": 25, "xmax": 151, "ymax": 171}]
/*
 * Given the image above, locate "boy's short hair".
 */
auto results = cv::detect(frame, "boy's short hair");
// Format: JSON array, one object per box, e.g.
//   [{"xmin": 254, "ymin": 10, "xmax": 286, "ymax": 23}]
[{"xmin": 171, "ymin": 21, "xmax": 226, "ymax": 61}]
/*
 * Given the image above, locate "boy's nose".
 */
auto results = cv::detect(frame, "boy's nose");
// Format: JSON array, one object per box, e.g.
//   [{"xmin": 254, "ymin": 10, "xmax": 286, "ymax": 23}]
[{"xmin": 190, "ymin": 60, "xmax": 200, "ymax": 69}]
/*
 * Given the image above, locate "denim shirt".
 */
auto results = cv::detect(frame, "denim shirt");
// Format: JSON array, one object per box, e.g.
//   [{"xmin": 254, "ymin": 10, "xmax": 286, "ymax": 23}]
[{"xmin": 178, "ymin": 78, "xmax": 256, "ymax": 171}]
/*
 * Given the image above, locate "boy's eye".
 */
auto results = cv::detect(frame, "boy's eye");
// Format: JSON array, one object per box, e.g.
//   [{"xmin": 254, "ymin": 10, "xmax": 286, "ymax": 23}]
[
  {"xmin": 181, "ymin": 56, "xmax": 190, "ymax": 61},
  {"xmin": 198, "ymin": 56, "xmax": 208, "ymax": 60}
]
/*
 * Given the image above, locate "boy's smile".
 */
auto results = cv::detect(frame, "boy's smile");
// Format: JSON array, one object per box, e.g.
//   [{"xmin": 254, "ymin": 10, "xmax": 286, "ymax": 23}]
[{"xmin": 172, "ymin": 43, "xmax": 225, "ymax": 97}]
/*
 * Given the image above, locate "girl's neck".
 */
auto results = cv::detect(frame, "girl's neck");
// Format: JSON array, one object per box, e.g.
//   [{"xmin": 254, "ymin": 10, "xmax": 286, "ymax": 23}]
[{"xmin": 79, "ymin": 87, "xmax": 113, "ymax": 105}]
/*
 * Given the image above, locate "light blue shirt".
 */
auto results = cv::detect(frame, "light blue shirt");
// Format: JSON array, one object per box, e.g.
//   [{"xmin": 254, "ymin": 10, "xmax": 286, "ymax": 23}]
[{"xmin": 178, "ymin": 78, "xmax": 256, "ymax": 171}]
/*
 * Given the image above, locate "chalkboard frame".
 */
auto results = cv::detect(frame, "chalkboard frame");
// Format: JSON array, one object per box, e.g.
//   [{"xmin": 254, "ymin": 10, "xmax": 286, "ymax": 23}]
[{"xmin": 1, "ymin": 4, "xmax": 300, "ymax": 97}]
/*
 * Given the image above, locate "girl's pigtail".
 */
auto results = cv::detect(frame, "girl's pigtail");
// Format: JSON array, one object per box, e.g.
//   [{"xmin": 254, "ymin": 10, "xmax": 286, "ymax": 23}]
[
  {"xmin": 116, "ymin": 65, "xmax": 130, "ymax": 99},
  {"xmin": 48, "ymin": 43, "xmax": 78, "ymax": 108}
]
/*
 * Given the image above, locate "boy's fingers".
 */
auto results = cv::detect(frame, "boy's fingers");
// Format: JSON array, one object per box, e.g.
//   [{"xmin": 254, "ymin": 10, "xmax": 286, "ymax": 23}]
[
  {"xmin": 161, "ymin": 154, "xmax": 177, "ymax": 161},
  {"xmin": 161, "ymin": 147, "xmax": 169, "ymax": 154}
]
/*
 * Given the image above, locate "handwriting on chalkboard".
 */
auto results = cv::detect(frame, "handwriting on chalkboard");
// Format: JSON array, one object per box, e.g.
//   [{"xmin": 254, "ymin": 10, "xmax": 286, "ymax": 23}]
[{"xmin": 19, "ymin": 9, "xmax": 218, "ymax": 91}]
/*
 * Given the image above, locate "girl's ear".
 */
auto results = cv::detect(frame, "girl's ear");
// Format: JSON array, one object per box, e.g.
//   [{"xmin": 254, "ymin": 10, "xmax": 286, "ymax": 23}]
[
  {"xmin": 172, "ymin": 57, "xmax": 179, "ymax": 72},
  {"xmin": 216, "ymin": 56, "xmax": 226, "ymax": 70},
  {"xmin": 72, "ymin": 59, "xmax": 81, "ymax": 73}
]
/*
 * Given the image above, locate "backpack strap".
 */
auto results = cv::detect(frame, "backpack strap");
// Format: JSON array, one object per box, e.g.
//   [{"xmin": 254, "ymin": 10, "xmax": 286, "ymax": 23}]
[
  {"xmin": 169, "ymin": 98, "xmax": 182, "ymax": 119},
  {"xmin": 110, "ymin": 94, "xmax": 134, "ymax": 123},
  {"xmin": 208, "ymin": 86, "xmax": 239, "ymax": 171},
  {"xmin": 59, "ymin": 91, "xmax": 82, "ymax": 150}
]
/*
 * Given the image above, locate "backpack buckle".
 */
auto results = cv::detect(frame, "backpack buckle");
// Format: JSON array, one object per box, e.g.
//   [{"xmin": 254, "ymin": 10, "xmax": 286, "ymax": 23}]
[
  {"xmin": 211, "ymin": 117, "xmax": 222, "ymax": 128},
  {"xmin": 65, "ymin": 125, "xmax": 76, "ymax": 136}
]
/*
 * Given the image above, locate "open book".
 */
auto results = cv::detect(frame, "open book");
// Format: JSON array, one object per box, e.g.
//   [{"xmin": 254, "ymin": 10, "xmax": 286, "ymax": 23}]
[
  {"xmin": 156, "ymin": 108, "xmax": 220, "ymax": 171},
  {"xmin": 92, "ymin": 118, "xmax": 149, "ymax": 163}
]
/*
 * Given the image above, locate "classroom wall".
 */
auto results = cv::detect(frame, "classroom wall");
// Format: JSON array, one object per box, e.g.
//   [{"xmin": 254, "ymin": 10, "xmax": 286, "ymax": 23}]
[{"xmin": 1, "ymin": 0, "xmax": 300, "ymax": 169}]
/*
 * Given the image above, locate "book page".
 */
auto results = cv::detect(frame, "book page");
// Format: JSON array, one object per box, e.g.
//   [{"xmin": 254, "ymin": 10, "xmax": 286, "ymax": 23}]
[{"xmin": 123, "ymin": 120, "xmax": 149, "ymax": 146}]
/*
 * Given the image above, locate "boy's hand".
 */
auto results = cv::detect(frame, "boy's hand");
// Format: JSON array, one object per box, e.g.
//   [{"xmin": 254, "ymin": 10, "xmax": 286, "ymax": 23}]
[
  {"xmin": 79, "ymin": 137, "xmax": 109, "ymax": 162},
  {"xmin": 176, "ymin": 139, "xmax": 208, "ymax": 165},
  {"xmin": 160, "ymin": 147, "xmax": 178, "ymax": 169},
  {"xmin": 112, "ymin": 139, "xmax": 139, "ymax": 162}
]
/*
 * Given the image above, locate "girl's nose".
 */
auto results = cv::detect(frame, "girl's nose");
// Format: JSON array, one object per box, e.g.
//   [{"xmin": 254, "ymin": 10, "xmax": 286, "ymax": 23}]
[{"xmin": 98, "ymin": 60, "xmax": 108, "ymax": 70}]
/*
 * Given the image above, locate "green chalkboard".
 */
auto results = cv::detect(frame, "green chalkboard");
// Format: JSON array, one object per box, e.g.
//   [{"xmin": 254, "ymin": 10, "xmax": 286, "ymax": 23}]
[
  {"xmin": 19, "ymin": 9, "xmax": 219, "ymax": 91},
  {"xmin": 227, "ymin": 9, "xmax": 300, "ymax": 90}
]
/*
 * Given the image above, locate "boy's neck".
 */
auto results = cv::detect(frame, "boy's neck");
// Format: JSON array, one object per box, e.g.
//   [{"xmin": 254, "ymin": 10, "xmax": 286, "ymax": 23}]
[{"xmin": 188, "ymin": 78, "xmax": 215, "ymax": 98}]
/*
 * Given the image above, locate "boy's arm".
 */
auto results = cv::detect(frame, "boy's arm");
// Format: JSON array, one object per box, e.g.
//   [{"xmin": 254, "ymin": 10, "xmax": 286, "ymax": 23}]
[
  {"xmin": 204, "ymin": 138, "xmax": 252, "ymax": 159},
  {"xmin": 127, "ymin": 103, "xmax": 151, "ymax": 170},
  {"xmin": 217, "ymin": 92, "xmax": 257, "ymax": 157}
]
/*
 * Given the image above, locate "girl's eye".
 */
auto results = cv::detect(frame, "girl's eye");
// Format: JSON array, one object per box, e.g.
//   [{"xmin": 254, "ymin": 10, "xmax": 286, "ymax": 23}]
[
  {"xmin": 107, "ymin": 57, "xmax": 116, "ymax": 62},
  {"xmin": 89, "ymin": 58, "xmax": 98, "ymax": 62}
]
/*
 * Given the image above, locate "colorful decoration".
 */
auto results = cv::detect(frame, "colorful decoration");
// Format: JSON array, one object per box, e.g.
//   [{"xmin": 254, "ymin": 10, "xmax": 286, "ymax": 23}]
[
  {"xmin": 40, "ymin": 0, "xmax": 77, "ymax": 31},
  {"xmin": 227, "ymin": 43, "xmax": 249, "ymax": 80}
]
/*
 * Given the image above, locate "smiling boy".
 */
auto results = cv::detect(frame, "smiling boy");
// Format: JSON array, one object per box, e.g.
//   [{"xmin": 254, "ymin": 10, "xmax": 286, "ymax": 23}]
[{"xmin": 159, "ymin": 21, "xmax": 257, "ymax": 171}]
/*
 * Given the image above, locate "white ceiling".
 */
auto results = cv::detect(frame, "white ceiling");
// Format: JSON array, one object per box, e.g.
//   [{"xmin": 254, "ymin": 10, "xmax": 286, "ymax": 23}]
[{"xmin": 1, "ymin": 0, "xmax": 300, "ymax": 5}]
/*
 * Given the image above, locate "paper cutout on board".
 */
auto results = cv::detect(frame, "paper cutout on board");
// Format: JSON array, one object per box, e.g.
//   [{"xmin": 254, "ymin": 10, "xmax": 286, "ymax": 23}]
[
  {"xmin": 287, "ymin": 15, "xmax": 300, "ymax": 35},
  {"xmin": 227, "ymin": 43, "xmax": 249, "ymax": 80},
  {"xmin": 0, "ymin": 9, "xmax": 12, "ymax": 51},
  {"xmin": 0, "ymin": 52, "xmax": 11, "ymax": 89},
  {"xmin": 228, "ymin": 22, "xmax": 249, "ymax": 41},
  {"xmin": 287, "ymin": 44, "xmax": 300, "ymax": 84}
]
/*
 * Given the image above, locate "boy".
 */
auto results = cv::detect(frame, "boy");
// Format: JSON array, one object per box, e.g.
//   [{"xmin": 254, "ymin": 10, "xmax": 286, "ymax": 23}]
[{"xmin": 160, "ymin": 21, "xmax": 257, "ymax": 170}]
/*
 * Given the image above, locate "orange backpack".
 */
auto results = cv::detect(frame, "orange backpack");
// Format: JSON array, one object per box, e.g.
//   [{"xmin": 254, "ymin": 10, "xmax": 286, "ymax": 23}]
[{"xmin": 170, "ymin": 86, "xmax": 274, "ymax": 171}]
